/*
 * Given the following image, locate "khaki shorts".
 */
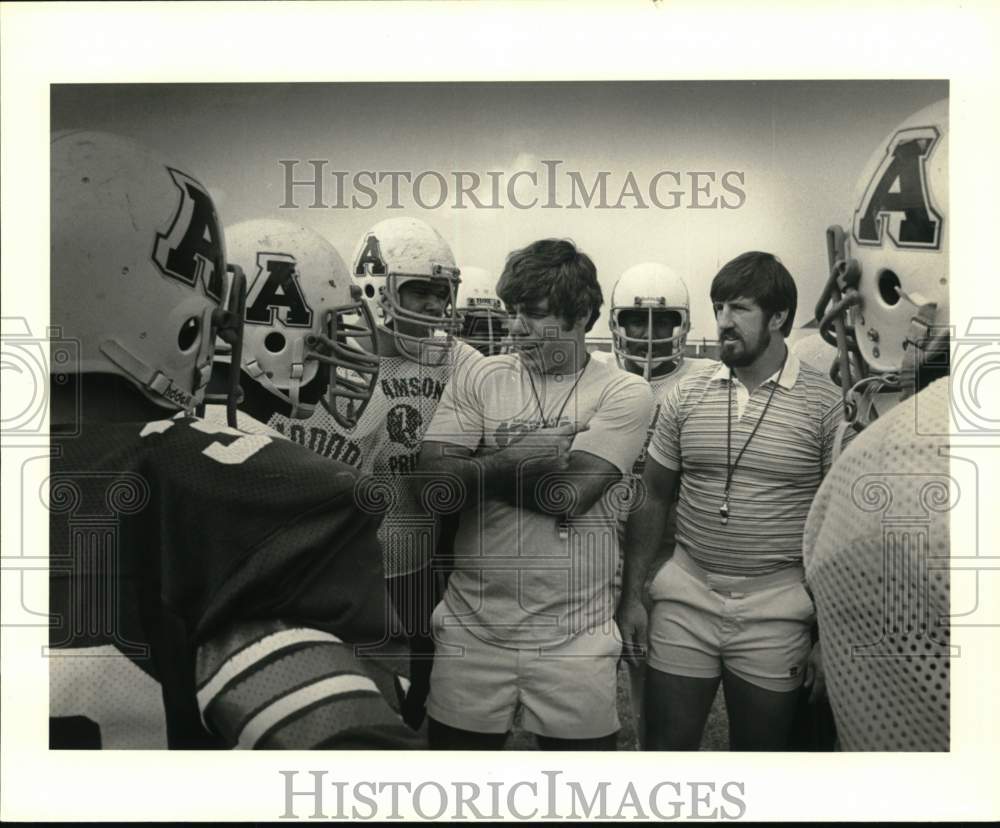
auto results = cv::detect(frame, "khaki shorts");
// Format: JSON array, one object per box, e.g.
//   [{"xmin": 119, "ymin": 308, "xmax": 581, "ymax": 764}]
[
  {"xmin": 647, "ymin": 547, "xmax": 815, "ymax": 693},
  {"xmin": 427, "ymin": 602, "xmax": 622, "ymax": 738}
]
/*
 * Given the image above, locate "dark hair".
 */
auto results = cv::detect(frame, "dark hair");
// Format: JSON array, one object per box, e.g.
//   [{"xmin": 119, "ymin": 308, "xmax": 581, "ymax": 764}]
[
  {"xmin": 496, "ymin": 239, "xmax": 603, "ymax": 332},
  {"xmin": 710, "ymin": 251, "xmax": 797, "ymax": 337}
]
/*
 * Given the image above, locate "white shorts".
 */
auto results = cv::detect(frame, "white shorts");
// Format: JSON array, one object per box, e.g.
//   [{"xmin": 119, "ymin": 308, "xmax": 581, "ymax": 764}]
[
  {"xmin": 427, "ymin": 602, "xmax": 622, "ymax": 739},
  {"xmin": 647, "ymin": 548, "xmax": 815, "ymax": 693}
]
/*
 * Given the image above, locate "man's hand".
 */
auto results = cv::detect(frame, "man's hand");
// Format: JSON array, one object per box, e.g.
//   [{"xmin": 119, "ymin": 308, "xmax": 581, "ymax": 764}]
[
  {"xmin": 803, "ymin": 638, "xmax": 826, "ymax": 704},
  {"xmin": 616, "ymin": 597, "xmax": 649, "ymax": 668},
  {"xmin": 501, "ymin": 423, "xmax": 581, "ymax": 465}
]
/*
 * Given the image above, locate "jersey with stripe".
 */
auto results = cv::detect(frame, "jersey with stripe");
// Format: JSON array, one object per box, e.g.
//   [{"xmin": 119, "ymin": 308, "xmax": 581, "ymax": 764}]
[
  {"xmin": 265, "ymin": 339, "xmax": 484, "ymax": 578},
  {"xmin": 804, "ymin": 377, "xmax": 950, "ymax": 750},
  {"xmin": 613, "ymin": 358, "xmax": 717, "ymax": 592},
  {"xmin": 648, "ymin": 352, "xmax": 848, "ymax": 577},
  {"xmin": 48, "ymin": 415, "xmax": 419, "ymax": 749}
]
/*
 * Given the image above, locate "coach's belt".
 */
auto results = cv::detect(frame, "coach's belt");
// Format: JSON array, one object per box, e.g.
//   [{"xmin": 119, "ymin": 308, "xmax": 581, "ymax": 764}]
[{"xmin": 671, "ymin": 545, "xmax": 805, "ymax": 597}]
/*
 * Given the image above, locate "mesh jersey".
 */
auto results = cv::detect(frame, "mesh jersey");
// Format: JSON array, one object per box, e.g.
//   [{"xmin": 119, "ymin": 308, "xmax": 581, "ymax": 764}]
[
  {"xmin": 266, "ymin": 339, "xmax": 483, "ymax": 578},
  {"xmin": 48, "ymin": 415, "xmax": 418, "ymax": 749},
  {"xmin": 803, "ymin": 377, "xmax": 951, "ymax": 751}
]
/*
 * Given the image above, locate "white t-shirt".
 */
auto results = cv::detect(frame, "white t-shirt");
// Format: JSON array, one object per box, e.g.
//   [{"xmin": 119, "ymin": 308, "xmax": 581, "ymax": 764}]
[
  {"xmin": 425, "ymin": 352, "xmax": 654, "ymax": 647},
  {"xmin": 267, "ymin": 338, "xmax": 484, "ymax": 578}
]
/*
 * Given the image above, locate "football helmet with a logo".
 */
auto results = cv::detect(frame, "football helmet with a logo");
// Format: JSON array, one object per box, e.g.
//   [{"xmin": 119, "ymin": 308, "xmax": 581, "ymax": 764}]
[
  {"xmin": 226, "ymin": 219, "xmax": 379, "ymax": 426},
  {"xmin": 609, "ymin": 262, "xmax": 691, "ymax": 380},
  {"xmin": 51, "ymin": 130, "xmax": 243, "ymax": 414},
  {"xmin": 817, "ymin": 99, "xmax": 948, "ymax": 427},
  {"xmin": 351, "ymin": 217, "xmax": 461, "ymax": 360},
  {"xmin": 455, "ymin": 265, "xmax": 509, "ymax": 355}
]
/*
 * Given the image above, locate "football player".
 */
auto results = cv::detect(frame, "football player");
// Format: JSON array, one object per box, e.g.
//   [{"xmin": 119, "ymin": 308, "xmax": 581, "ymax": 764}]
[
  {"xmin": 206, "ymin": 218, "xmax": 380, "ymax": 441},
  {"xmin": 804, "ymin": 98, "xmax": 951, "ymax": 750},
  {"xmin": 48, "ymin": 131, "xmax": 419, "ymax": 749},
  {"xmin": 455, "ymin": 265, "xmax": 510, "ymax": 356},
  {"xmin": 608, "ymin": 263, "xmax": 714, "ymax": 746},
  {"xmin": 267, "ymin": 217, "xmax": 485, "ymax": 729}
]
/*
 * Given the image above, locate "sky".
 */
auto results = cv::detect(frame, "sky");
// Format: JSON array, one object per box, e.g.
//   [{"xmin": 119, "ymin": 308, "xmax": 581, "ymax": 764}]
[{"xmin": 52, "ymin": 80, "xmax": 947, "ymax": 341}]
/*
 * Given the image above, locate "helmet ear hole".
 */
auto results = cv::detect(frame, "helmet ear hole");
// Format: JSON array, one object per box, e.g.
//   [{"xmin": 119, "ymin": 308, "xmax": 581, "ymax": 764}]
[
  {"xmin": 877, "ymin": 269, "xmax": 902, "ymax": 306},
  {"xmin": 177, "ymin": 317, "xmax": 201, "ymax": 352},
  {"xmin": 364, "ymin": 283, "xmax": 376, "ymax": 299},
  {"xmin": 264, "ymin": 332, "xmax": 286, "ymax": 353}
]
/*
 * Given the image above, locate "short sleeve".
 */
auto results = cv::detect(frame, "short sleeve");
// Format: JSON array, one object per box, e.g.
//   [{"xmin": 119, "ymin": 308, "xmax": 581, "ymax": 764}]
[
  {"xmin": 820, "ymin": 395, "xmax": 851, "ymax": 476},
  {"xmin": 422, "ymin": 346, "xmax": 486, "ymax": 450},
  {"xmin": 646, "ymin": 379, "xmax": 684, "ymax": 471},
  {"xmin": 571, "ymin": 374, "xmax": 654, "ymax": 474}
]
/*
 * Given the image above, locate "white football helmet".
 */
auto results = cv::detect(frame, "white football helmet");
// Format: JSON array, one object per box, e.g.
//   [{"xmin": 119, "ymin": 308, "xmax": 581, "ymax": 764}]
[
  {"xmin": 818, "ymin": 99, "xmax": 949, "ymax": 424},
  {"xmin": 351, "ymin": 217, "xmax": 461, "ymax": 360},
  {"xmin": 51, "ymin": 130, "xmax": 242, "ymax": 413},
  {"xmin": 791, "ymin": 332, "xmax": 838, "ymax": 382},
  {"xmin": 455, "ymin": 265, "xmax": 509, "ymax": 355},
  {"xmin": 226, "ymin": 219, "xmax": 379, "ymax": 425},
  {"xmin": 609, "ymin": 263, "xmax": 691, "ymax": 380}
]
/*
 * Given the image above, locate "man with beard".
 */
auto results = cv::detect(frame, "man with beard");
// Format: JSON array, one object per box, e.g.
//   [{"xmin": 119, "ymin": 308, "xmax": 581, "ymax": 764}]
[{"xmin": 618, "ymin": 251, "xmax": 848, "ymax": 750}]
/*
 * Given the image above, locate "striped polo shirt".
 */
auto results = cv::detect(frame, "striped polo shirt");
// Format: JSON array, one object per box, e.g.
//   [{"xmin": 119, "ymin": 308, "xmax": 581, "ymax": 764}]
[{"xmin": 647, "ymin": 349, "xmax": 847, "ymax": 577}]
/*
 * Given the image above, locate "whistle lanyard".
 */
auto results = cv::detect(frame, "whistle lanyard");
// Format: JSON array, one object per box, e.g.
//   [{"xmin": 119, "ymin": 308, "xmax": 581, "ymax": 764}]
[
  {"xmin": 720, "ymin": 354, "xmax": 786, "ymax": 525},
  {"xmin": 524, "ymin": 355, "xmax": 590, "ymax": 427},
  {"xmin": 524, "ymin": 356, "xmax": 590, "ymax": 539}
]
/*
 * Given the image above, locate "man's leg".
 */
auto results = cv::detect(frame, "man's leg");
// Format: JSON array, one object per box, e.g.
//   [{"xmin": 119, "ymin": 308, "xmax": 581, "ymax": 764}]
[
  {"xmin": 721, "ymin": 668, "xmax": 799, "ymax": 751},
  {"xmin": 644, "ymin": 668, "xmax": 720, "ymax": 750},
  {"xmin": 536, "ymin": 733, "xmax": 617, "ymax": 751},
  {"xmin": 720, "ymin": 578, "xmax": 816, "ymax": 751},
  {"xmin": 786, "ymin": 623, "xmax": 837, "ymax": 751},
  {"xmin": 520, "ymin": 627, "xmax": 621, "ymax": 749},
  {"xmin": 428, "ymin": 717, "xmax": 509, "ymax": 750},
  {"xmin": 426, "ymin": 606, "xmax": 520, "ymax": 747},
  {"xmin": 386, "ymin": 566, "xmax": 436, "ymax": 730},
  {"xmin": 644, "ymin": 557, "xmax": 726, "ymax": 750},
  {"xmin": 625, "ymin": 660, "xmax": 646, "ymax": 749}
]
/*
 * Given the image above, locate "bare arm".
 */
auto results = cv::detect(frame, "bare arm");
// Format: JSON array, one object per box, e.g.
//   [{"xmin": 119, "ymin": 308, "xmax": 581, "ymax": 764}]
[
  {"xmin": 617, "ymin": 455, "xmax": 680, "ymax": 665},
  {"xmin": 520, "ymin": 448, "xmax": 622, "ymax": 518},
  {"xmin": 417, "ymin": 424, "xmax": 579, "ymax": 512}
]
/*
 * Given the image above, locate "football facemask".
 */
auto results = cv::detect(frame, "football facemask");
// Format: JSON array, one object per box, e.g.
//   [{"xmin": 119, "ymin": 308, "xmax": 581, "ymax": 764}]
[
  {"xmin": 226, "ymin": 219, "xmax": 379, "ymax": 426},
  {"xmin": 610, "ymin": 263, "xmax": 691, "ymax": 381},
  {"xmin": 352, "ymin": 217, "xmax": 461, "ymax": 365}
]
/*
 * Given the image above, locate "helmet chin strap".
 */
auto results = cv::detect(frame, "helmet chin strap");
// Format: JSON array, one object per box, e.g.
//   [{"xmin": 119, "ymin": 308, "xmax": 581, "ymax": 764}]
[
  {"xmin": 833, "ymin": 300, "xmax": 943, "ymax": 462},
  {"xmin": 244, "ymin": 337, "xmax": 310, "ymax": 419},
  {"xmin": 101, "ymin": 339, "xmax": 199, "ymax": 411},
  {"xmin": 898, "ymin": 299, "xmax": 945, "ymax": 402},
  {"xmin": 100, "ymin": 303, "xmax": 216, "ymax": 412}
]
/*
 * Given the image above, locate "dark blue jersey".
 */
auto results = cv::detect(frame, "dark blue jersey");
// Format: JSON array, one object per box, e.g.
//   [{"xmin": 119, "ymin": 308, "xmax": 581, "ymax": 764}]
[{"xmin": 49, "ymin": 415, "xmax": 418, "ymax": 749}]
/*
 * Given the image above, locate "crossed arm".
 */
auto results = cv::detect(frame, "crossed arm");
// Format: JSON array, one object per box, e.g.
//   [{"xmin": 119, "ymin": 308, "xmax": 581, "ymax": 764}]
[{"xmin": 418, "ymin": 425, "xmax": 622, "ymax": 519}]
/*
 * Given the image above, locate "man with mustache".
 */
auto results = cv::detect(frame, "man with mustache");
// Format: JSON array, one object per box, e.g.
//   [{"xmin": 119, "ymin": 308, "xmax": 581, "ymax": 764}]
[{"xmin": 618, "ymin": 251, "xmax": 849, "ymax": 750}]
